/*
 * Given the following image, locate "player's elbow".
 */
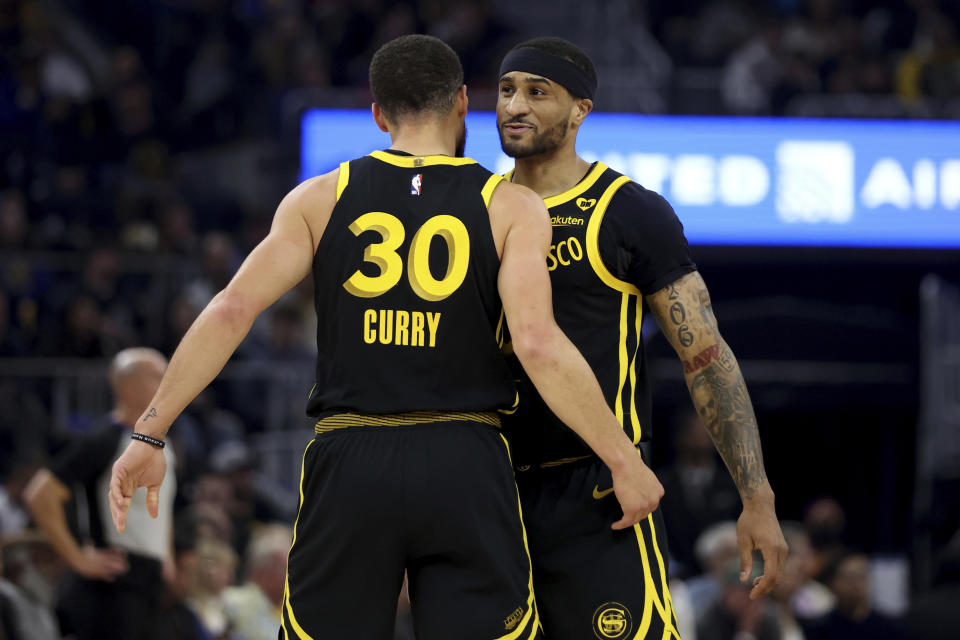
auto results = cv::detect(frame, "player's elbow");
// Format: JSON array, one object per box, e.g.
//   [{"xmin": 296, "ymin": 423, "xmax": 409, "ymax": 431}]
[
  {"xmin": 511, "ymin": 323, "xmax": 557, "ymax": 368},
  {"xmin": 209, "ymin": 289, "xmax": 259, "ymax": 330}
]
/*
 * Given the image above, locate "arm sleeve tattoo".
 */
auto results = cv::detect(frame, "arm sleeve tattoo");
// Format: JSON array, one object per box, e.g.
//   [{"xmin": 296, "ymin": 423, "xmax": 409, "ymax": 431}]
[{"xmin": 653, "ymin": 274, "xmax": 769, "ymax": 499}]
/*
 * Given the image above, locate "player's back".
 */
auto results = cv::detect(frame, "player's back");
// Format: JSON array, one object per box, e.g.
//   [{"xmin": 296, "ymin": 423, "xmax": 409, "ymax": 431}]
[{"xmin": 306, "ymin": 150, "xmax": 515, "ymax": 418}]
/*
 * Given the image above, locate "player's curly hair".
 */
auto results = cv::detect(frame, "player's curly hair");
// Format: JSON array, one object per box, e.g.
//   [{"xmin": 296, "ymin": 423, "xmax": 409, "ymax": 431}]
[
  {"xmin": 508, "ymin": 37, "xmax": 598, "ymax": 91},
  {"xmin": 369, "ymin": 35, "xmax": 464, "ymax": 123}
]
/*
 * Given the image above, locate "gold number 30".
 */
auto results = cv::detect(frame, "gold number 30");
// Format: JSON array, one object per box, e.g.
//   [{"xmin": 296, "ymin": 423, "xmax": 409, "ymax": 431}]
[{"xmin": 343, "ymin": 212, "xmax": 470, "ymax": 302}]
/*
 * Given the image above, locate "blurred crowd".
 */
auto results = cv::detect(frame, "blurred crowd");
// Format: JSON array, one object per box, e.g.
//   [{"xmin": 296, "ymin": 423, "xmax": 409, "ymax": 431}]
[
  {"xmin": 649, "ymin": 0, "xmax": 960, "ymax": 116},
  {"xmin": 1, "ymin": 0, "xmax": 959, "ymax": 638},
  {"xmin": 1, "ymin": 0, "xmax": 959, "ymax": 379}
]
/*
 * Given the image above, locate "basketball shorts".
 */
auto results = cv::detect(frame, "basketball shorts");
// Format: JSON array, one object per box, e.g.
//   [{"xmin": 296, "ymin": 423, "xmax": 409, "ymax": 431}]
[
  {"xmin": 281, "ymin": 411, "xmax": 542, "ymax": 640},
  {"xmin": 515, "ymin": 455, "xmax": 681, "ymax": 640}
]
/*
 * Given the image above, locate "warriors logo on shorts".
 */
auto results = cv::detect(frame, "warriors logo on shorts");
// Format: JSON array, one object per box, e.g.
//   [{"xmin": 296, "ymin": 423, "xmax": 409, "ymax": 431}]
[{"xmin": 592, "ymin": 602, "xmax": 633, "ymax": 639}]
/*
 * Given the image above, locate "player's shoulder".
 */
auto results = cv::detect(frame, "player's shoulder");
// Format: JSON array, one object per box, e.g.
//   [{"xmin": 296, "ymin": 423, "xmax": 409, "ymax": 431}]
[
  {"xmin": 277, "ymin": 168, "xmax": 340, "ymax": 218},
  {"xmin": 293, "ymin": 168, "xmax": 340, "ymax": 201},
  {"xmin": 489, "ymin": 179, "xmax": 547, "ymax": 216},
  {"xmin": 601, "ymin": 169, "xmax": 675, "ymax": 216}
]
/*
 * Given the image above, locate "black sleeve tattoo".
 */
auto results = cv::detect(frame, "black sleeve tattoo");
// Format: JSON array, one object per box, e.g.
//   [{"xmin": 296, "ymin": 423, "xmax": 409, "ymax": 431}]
[
  {"xmin": 689, "ymin": 359, "xmax": 767, "ymax": 499},
  {"xmin": 651, "ymin": 273, "xmax": 769, "ymax": 500}
]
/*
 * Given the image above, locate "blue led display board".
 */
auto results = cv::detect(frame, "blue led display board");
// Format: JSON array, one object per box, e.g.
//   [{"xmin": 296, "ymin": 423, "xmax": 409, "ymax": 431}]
[{"xmin": 301, "ymin": 110, "xmax": 960, "ymax": 248}]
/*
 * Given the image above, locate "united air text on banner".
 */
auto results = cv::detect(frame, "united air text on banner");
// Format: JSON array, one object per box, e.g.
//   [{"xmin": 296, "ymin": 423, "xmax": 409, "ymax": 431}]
[{"xmin": 301, "ymin": 110, "xmax": 960, "ymax": 249}]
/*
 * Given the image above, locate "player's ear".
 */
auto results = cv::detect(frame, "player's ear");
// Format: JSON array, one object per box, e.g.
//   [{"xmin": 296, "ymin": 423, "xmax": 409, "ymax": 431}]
[
  {"xmin": 456, "ymin": 85, "xmax": 468, "ymax": 117},
  {"xmin": 572, "ymin": 97, "xmax": 593, "ymax": 127},
  {"xmin": 371, "ymin": 103, "xmax": 390, "ymax": 133}
]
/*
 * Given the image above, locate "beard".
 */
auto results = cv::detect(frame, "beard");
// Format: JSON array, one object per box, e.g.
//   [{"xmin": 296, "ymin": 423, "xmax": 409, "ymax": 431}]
[
  {"xmin": 455, "ymin": 120, "xmax": 467, "ymax": 158},
  {"xmin": 498, "ymin": 117, "xmax": 569, "ymax": 158}
]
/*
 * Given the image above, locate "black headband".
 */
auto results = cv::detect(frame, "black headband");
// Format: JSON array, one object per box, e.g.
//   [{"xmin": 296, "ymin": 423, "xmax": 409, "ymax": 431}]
[{"xmin": 498, "ymin": 48, "xmax": 596, "ymax": 100}]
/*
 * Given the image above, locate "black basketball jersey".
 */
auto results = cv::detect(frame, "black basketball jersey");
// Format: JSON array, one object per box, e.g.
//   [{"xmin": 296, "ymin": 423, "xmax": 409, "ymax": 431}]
[
  {"xmin": 502, "ymin": 162, "xmax": 695, "ymax": 466},
  {"xmin": 305, "ymin": 150, "xmax": 516, "ymax": 418}
]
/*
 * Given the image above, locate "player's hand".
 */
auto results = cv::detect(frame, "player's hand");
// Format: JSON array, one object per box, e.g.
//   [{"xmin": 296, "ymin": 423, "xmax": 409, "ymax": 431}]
[
  {"xmin": 109, "ymin": 439, "xmax": 167, "ymax": 533},
  {"xmin": 72, "ymin": 544, "xmax": 129, "ymax": 581},
  {"xmin": 737, "ymin": 490, "xmax": 788, "ymax": 599},
  {"xmin": 609, "ymin": 453, "xmax": 664, "ymax": 530}
]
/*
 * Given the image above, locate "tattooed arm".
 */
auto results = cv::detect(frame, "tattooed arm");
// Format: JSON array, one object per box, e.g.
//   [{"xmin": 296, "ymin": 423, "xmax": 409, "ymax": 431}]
[
  {"xmin": 649, "ymin": 271, "xmax": 767, "ymax": 498},
  {"xmin": 647, "ymin": 271, "xmax": 787, "ymax": 598}
]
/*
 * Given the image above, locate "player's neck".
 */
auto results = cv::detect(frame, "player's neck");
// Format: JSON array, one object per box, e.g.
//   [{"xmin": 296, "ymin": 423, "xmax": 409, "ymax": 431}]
[
  {"xmin": 511, "ymin": 149, "xmax": 592, "ymax": 200},
  {"xmin": 387, "ymin": 124, "xmax": 458, "ymax": 158}
]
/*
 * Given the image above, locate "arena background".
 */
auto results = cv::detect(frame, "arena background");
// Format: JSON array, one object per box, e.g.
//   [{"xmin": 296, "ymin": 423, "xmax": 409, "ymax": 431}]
[{"xmin": 1, "ymin": 0, "xmax": 960, "ymax": 636}]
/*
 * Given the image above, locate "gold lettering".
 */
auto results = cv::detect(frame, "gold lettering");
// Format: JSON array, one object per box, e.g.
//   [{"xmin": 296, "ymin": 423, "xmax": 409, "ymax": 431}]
[
  {"xmin": 395, "ymin": 310, "xmax": 410, "ymax": 346},
  {"xmin": 568, "ymin": 236, "xmax": 583, "ymax": 261},
  {"xmin": 557, "ymin": 239, "xmax": 571, "ymax": 266},
  {"xmin": 426, "ymin": 312, "xmax": 441, "ymax": 348},
  {"xmin": 363, "ymin": 309, "xmax": 377, "ymax": 344},
  {"xmin": 546, "ymin": 238, "xmax": 584, "ymax": 271},
  {"xmin": 546, "ymin": 246, "xmax": 558, "ymax": 272},
  {"xmin": 411, "ymin": 312, "xmax": 425, "ymax": 347},
  {"xmin": 378, "ymin": 309, "xmax": 394, "ymax": 344}
]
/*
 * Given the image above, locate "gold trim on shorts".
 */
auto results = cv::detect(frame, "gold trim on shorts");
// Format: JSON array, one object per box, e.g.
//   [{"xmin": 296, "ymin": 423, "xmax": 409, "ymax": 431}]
[{"xmin": 315, "ymin": 410, "xmax": 501, "ymax": 434}]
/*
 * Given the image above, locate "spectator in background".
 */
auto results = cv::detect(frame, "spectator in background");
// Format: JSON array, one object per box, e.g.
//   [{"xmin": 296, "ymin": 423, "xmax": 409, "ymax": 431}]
[
  {"xmin": 668, "ymin": 575, "xmax": 700, "ymax": 640},
  {"xmin": 76, "ymin": 246, "xmax": 138, "ymax": 345},
  {"xmin": 658, "ymin": 411, "xmax": 741, "ymax": 577},
  {"xmin": 223, "ymin": 523, "xmax": 291, "ymax": 640},
  {"xmin": 0, "ymin": 440, "xmax": 35, "ymax": 536},
  {"xmin": 723, "ymin": 10, "xmax": 821, "ymax": 115},
  {"xmin": 184, "ymin": 232, "xmax": 238, "ymax": 311},
  {"xmin": 0, "ymin": 380, "xmax": 48, "ymax": 469},
  {"xmin": 188, "ymin": 502, "xmax": 235, "ymax": 550},
  {"xmin": 163, "ymin": 293, "xmax": 201, "ymax": 358},
  {"xmin": 0, "ymin": 532, "xmax": 62, "ymax": 640},
  {"xmin": 782, "ymin": 0, "xmax": 844, "ymax": 73},
  {"xmin": 173, "ymin": 390, "xmax": 245, "ymax": 480},
  {"xmin": 41, "ymin": 244, "xmax": 142, "ymax": 356},
  {"xmin": 687, "ymin": 0, "xmax": 760, "ymax": 65},
  {"xmin": 186, "ymin": 538, "xmax": 237, "ymax": 640},
  {"xmin": 806, "ymin": 550, "xmax": 905, "ymax": 640},
  {"xmin": 802, "ymin": 497, "xmax": 846, "ymax": 582},
  {"xmin": 158, "ymin": 200, "xmax": 200, "ymax": 257},
  {"xmin": 0, "ymin": 189, "xmax": 28, "ymax": 250},
  {"xmin": 244, "ymin": 299, "xmax": 312, "ymax": 363},
  {"xmin": 0, "ymin": 291, "xmax": 27, "ymax": 358},
  {"xmin": 41, "ymin": 293, "xmax": 111, "ymax": 357},
  {"xmin": 154, "ymin": 520, "xmax": 210, "ymax": 640},
  {"xmin": 779, "ymin": 524, "xmax": 833, "ymax": 622},
  {"xmin": 686, "ymin": 521, "xmax": 740, "ymax": 622},
  {"xmin": 0, "ymin": 265, "xmax": 41, "ymax": 356},
  {"xmin": 918, "ymin": 15, "xmax": 960, "ymax": 101},
  {"xmin": 904, "ymin": 529, "xmax": 960, "ymax": 640},
  {"xmin": 897, "ymin": 9, "xmax": 960, "ymax": 103},
  {"xmin": 23, "ymin": 347, "xmax": 176, "ymax": 640},
  {"xmin": 723, "ymin": 13, "xmax": 785, "ymax": 114},
  {"xmin": 190, "ymin": 475, "xmax": 237, "ymax": 546},
  {"xmin": 697, "ymin": 558, "xmax": 782, "ymax": 640},
  {"xmin": 207, "ymin": 441, "xmax": 293, "ymax": 554}
]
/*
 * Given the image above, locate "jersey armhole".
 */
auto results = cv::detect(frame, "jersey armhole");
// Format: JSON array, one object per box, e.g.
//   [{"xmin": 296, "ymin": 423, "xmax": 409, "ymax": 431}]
[
  {"xmin": 481, "ymin": 174, "xmax": 504, "ymax": 208},
  {"xmin": 585, "ymin": 176, "xmax": 642, "ymax": 295},
  {"xmin": 336, "ymin": 161, "xmax": 350, "ymax": 201}
]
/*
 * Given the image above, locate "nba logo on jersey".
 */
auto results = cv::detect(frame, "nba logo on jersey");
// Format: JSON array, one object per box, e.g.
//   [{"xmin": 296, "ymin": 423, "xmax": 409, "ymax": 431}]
[{"xmin": 410, "ymin": 173, "xmax": 423, "ymax": 195}]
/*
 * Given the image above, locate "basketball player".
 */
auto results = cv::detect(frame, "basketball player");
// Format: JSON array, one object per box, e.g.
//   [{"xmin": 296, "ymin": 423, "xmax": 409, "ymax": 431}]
[
  {"xmin": 108, "ymin": 35, "xmax": 662, "ymax": 640},
  {"xmin": 496, "ymin": 38, "xmax": 788, "ymax": 639}
]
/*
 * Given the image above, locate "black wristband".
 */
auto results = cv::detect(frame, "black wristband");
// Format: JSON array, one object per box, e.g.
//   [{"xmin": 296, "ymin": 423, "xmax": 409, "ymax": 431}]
[{"xmin": 131, "ymin": 432, "xmax": 165, "ymax": 449}]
